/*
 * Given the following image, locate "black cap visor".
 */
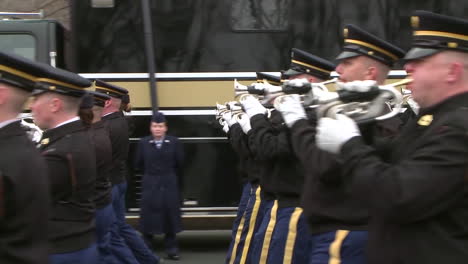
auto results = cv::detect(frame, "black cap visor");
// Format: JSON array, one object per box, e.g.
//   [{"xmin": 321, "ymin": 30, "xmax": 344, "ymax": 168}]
[
  {"xmin": 335, "ymin": 51, "xmax": 361, "ymax": 61},
  {"xmin": 404, "ymin": 47, "xmax": 440, "ymax": 61}
]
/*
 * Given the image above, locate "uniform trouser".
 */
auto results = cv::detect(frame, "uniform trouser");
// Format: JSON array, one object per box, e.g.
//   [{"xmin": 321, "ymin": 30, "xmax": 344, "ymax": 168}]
[
  {"xmin": 144, "ymin": 232, "xmax": 179, "ymax": 256},
  {"xmin": 309, "ymin": 230, "xmax": 368, "ymax": 264},
  {"xmin": 111, "ymin": 182, "xmax": 160, "ymax": 264},
  {"xmin": 165, "ymin": 232, "xmax": 178, "ymax": 255},
  {"xmin": 96, "ymin": 203, "xmax": 117, "ymax": 264},
  {"xmin": 225, "ymin": 182, "xmax": 252, "ymax": 262},
  {"xmin": 227, "ymin": 185, "xmax": 265, "ymax": 264},
  {"xmin": 249, "ymin": 199, "xmax": 277, "ymax": 264},
  {"xmin": 267, "ymin": 207, "xmax": 311, "ymax": 264},
  {"xmin": 49, "ymin": 243, "xmax": 98, "ymax": 264}
]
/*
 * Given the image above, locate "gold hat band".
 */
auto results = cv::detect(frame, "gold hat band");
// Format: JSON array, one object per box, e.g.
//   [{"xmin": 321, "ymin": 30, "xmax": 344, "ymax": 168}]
[
  {"xmin": 345, "ymin": 39, "xmax": 399, "ymax": 61},
  {"xmin": 414, "ymin": 30, "xmax": 468, "ymax": 41},
  {"xmin": 0, "ymin": 64, "xmax": 37, "ymax": 82},
  {"xmin": 94, "ymin": 85, "xmax": 126, "ymax": 95},
  {"xmin": 36, "ymin": 77, "xmax": 87, "ymax": 91},
  {"xmin": 291, "ymin": 59, "xmax": 331, "ymax": 74}
]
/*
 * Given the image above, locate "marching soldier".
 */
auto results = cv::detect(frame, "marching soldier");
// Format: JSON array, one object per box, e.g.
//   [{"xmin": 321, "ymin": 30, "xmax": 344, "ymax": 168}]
[
  {"xmin": 30, "ymin": 60, "xmax": 97, "ymax": 263},
  {"xmin": 275, "ymin": 26, "xmax": 405, "ymax": 264},
  {"xmin": 314, "ymin": 11, "xmax": 468, "ymax": 263},
  {"xmin": 241, "ymin": 49, "xmax": 336, "ymax": 264},
  {"xmin": 95, "ymin": 79, "xmax": 161, "ymax": 264},
  {"xmin": 0, "ymin": 51, "xmax": 49, "ymax": 264},
  {"xmin": 78, "ymin": 91, "xmax": 117, "ymax": 263},
  {"xmin": 224, "ymin": 72, "xmax": 279, "ymax": 264}
]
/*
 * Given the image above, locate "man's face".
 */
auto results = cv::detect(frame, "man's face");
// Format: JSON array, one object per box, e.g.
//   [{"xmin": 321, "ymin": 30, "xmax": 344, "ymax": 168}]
[
  {"xmin": 150, "ymin": 122, "xmax": 167, "ymax": 138},
  {"xmin": 335, "ymin": 56, "xmax": 370, "ymax": 82},
  {"xmin": 404, "ymin": 53, "xmax": 446, "ymax": 108},
  {"xmin": 30, "ymin": 93, "xmax": 54, "ymax": 130}
]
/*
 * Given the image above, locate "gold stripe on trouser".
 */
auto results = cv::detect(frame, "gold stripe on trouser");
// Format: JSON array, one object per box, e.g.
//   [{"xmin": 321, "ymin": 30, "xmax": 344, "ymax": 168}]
[
  {"xmin": 259, "ymin": 200, "xmax": 279, "ymax": 264},
  {"xmin": 283, "ymin": 207, "xmax": 303, "ymax": 264},
  {"xmin": 239, "ymin": 186, "xmax": 262, "ymax": 264},
  {"xmin": 229, "ymin": 188, "xmax": 252, "ymax": 264},
  {"xmin": 328, "ymin": 230, "xmax": 350, "ymax": 264}
]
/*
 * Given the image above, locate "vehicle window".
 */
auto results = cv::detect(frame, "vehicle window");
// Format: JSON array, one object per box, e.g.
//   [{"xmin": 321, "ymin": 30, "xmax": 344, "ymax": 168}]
[
  {"xmin": 231, "ymin": 0, "xmax": 290, "ymax": 31},
  {"xmin": 0, "ymin": 34, "xmax": 36, "ymax": 60}
]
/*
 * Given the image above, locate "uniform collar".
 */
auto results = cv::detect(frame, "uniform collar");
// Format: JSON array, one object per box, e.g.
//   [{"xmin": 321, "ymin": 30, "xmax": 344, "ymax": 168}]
[
  {"xmin": 40, "ymin": 119, "xmax": 86, "ymax": 148},
  {"xmin": 0, "ymin": 118, "xmax": 19, "ymax": 130},
  {"xmin": 418, "ymin": 92, "xmax": 468, "ymax": 116}
]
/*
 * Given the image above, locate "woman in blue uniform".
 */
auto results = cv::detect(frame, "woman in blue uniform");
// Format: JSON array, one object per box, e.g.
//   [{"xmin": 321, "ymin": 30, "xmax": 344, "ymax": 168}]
[{"xmin": 135, "ymin": 112, "xmax": 184, "ymax": 260}]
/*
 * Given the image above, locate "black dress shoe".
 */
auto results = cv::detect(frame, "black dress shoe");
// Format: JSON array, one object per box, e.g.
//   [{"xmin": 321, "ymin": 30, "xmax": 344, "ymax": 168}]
[{"xmin": 167, "ymin": 254, "xmax": 180, "ymax": 261}]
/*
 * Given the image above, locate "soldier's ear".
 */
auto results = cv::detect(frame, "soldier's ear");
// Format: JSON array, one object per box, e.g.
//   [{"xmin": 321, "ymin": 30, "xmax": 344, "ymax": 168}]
[
  {"xmin": 104, "ymin": 99, "xmax": 112, "ymax": 108},
  {"xmin": 365, "ymin": 66, "xmax": 377, "ymax": 80},
  {"xmin": 49, "ymin": 97, "xmax": 62, "ymax": 113},
  {"xmin": 0, "ymin": 86, "xmax": 6, "ymax": 105}
]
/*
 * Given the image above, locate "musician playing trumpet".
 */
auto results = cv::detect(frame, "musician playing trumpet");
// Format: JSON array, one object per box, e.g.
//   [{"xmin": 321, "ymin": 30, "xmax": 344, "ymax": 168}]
[
  {"xmin": 274, "ymin": 25, "xmax": 405, "ymax": 264},
  {"xmin": 239, "ymin": 48, "xmax": 336, "ymax": 264}
]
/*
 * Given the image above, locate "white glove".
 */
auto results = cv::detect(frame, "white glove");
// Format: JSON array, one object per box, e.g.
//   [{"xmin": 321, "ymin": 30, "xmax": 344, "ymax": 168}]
[
  {"xmin": 237, "ymin": 113, "xmax": 252, "ymax": 134},
  {"xmin": 274, "ymin": 94, "xmax": 307, "ymax": 128},
  {"xmin": 336, "ymin": 80, "xmax": 377, "ymax": 92},
  {"xmin": 240, "ymin": 96, "xmax": 267, "ymax": 118},
  {"xmin": 316, "ymin": 114, "xmax": 360, "ymax": 154},
  {"xmin": 222, "ymin": 112, "xmax": 237, "ymax": 127},
  {"xmin": 310, "ymin": 87, "xmax": 338, "ymax": 103},
  {"xmin": 284, "ymin": 78, "xmax": 310, "ymax": 87},
  {"xmin": 222, "ymin": 121, "xmax": 230, "ymax": 134},
  {"xmin": 407, "ymin": 97, "xmax": 420, "ymax": 115}
]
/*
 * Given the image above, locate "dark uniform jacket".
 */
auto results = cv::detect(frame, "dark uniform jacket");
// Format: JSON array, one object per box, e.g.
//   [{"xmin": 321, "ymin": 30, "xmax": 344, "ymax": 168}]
[
  {"xmin": 0, "ymin": 121, "xmax": 49, "ymax": 264},
  {"xmin": 289, "ymin": 109, "xmax": 402, "ymax": 234},
  {"xmin": 102, "ymin": 111, "xmax": 129, "ymax": 185},
  {"xmin": 134, "ymin": 135, "xmax": 184, "ymax": 234},
  {"xmin": 339, "ymin": 93, "xmax": 468, "ymax": 264},
  {"xmin": 228, "ymin": 123, "xmax": 260, "ymax": 185},
  {"xmin": 92, "ymin": 120, "xmax": 112, "ymax": 209},
  {"xmin": 248, "ymin": 111, "xmax": 304, "ymax": 207},
  {"xmin": 39, "ymin": 120, "xmax": 96, "ymax": 254}
]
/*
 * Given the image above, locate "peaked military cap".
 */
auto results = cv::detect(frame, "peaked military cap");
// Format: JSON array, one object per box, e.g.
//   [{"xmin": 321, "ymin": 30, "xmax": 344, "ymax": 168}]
[
  {"xmin": 122, "ymin": 94, "xmax": 130, "ymax": 104},
  {"xmin": 79, "ymin": 93, "xmax": 94, "ymax": 109},
  {"xmin": 405, "ymin": 10, "xmax": 468, "ymax": 60},
  {"xmin": 86, "ymin": 90, "xmax": 110, "ymax": 107},
  {"xmin": 32, "ymin": 63, "xmax": 91, "ymax": 97},
  {"xmin": 94, "ymin": 79, "xmax": 128, "ymax": 99},
  {"xmin": 336, "ymin": 24, "xmax": 405, "ymax": 66},
  {"xmin": 283, "ymin": 48, "xmax": 335, "ymax": 80},
  {"xmin": 0, "ymin": 51, "xmax": 44, "ymax": 92},
  {"xmin": 256, "ymin": 72, "xmax": 281, "ymax": 85},
  {"xmin": 152, "ymin": 111, "xmax": 166, "ymax": 123}
]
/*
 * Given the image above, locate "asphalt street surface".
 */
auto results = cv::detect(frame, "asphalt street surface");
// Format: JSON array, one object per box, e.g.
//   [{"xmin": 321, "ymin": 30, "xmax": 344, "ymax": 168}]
[{"xmin": 149, "ymin": 230, "xmax": 231, "ymax": 263}]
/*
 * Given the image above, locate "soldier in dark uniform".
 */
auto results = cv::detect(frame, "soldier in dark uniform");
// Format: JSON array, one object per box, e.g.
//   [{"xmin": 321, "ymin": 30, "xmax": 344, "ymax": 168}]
[
  {"xmin": 29, "ymin": 61, "xmax": 97, "ymax": 263},
  {"xmin": 275, "ymin": 26, "xmax": 405, "ymax": 264},
  {"xmin": 135, "ymin": 112, "xmax": 184, "ymax": 261},
  {"xmin": 95, "ymin": 79, "xmax": 161, "ymax": 264},
  {"xmin": 223, "ymin": 73, "xmax": 278, "ymax": 264},
  {"xmin": 79, "ymin": 91, "xmax": 119, "ymax": 264},
  {"xmin": 241, "ymin": 49, "xmax": 336, "ymax": 264},
  {"xmin": 0, "ymin": 51, "xmax": 49, "ymax": 264},
  {"xmin": 314, "ymin": 11, "xmax": 468, "ymax": 264}
]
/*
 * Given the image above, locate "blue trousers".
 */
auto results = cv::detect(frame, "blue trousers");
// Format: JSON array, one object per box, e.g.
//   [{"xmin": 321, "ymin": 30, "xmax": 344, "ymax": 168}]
[
  {"xmin": 227, "ymin": 185, "xmax": 265, "ymax": 264},
  {"xmin": 249, "ymin": 199, "xmax": 277, "ymax": 264},
  {"xmin": 96, "ymin": 203, "xmax": 118, "ymax": 264},
  {"xmin": 225, "ymin": 182, "xmax": 252, "ymax": 263},
  {"xmin": 309, "ymin": 230, "xmax": 368, "ymax": 264},
  {"xmin": 267, "ymin": 207, "xmax": 311, "ymax": 264},
  {"xmin": 49, "ymin": 243, "xmax": 98, "ymax": 264},
  {"xmin": 111, "ymin": 182, "xmax": 160, "ymax": 264}
]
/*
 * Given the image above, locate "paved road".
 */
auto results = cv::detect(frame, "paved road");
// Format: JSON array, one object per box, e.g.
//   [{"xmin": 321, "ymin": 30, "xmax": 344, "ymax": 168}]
[{"xmin": 150, "ymin": 230, "xmax": 231, "ymax": 263}]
